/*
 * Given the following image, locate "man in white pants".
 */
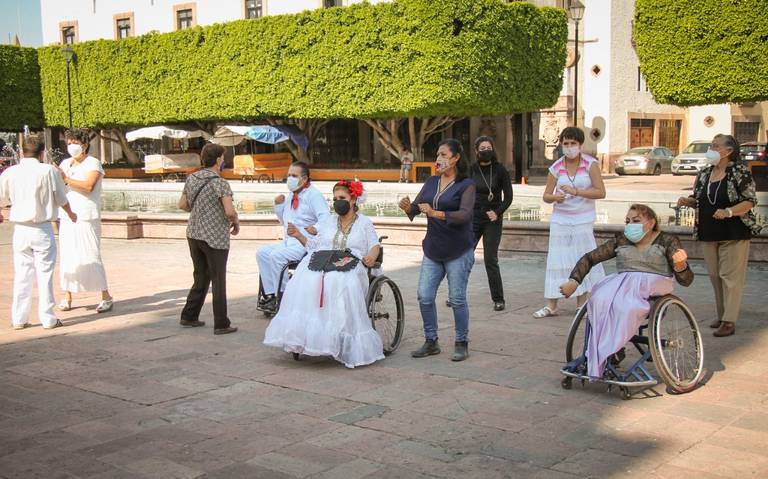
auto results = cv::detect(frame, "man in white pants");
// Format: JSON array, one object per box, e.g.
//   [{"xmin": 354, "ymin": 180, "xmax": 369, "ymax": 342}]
[
  {"xmin": 257, "ymin": 161, "xmax": 329, "ymax": 312},
  {"xmin": 0, "ymin": 136, "xmax": 77, "ymax": 330}
]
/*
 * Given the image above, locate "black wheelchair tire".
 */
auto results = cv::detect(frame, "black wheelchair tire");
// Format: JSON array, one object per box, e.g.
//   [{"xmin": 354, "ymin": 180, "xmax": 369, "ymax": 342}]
[
  {"xmin": 648, "ymin": 294, "xmax": 705, "ymax": 394},
  {"xmin": 367, "ymin": 275, "xmax": 405, "ymax": 355},
  {"xmin": 565, "ymin": 305, "xmax": 589, "ymax": 363}
]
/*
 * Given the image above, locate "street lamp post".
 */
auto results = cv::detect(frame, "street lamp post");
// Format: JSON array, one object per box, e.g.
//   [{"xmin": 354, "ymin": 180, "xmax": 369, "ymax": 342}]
[
  {"xmin": 569, "ymin": 0, "xmax": 585, "ymax": 127},
  {"xmin": 61, "ymin": 46, "xmax": 75, "ymax": 129}
]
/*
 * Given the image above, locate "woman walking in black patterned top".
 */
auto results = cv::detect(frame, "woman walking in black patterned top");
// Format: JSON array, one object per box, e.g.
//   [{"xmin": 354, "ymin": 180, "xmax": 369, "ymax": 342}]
[
  {"xmin": 178, "ymin": 144, "xmax": 240, "ymax": 335},
  {"xmin": 677, "ymin": 134, "xmax": 762, "ymax": 337}
]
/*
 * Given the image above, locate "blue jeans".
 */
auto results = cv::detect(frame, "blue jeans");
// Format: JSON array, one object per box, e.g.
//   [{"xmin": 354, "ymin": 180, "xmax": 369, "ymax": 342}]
[{"xmin": 417, "ymin": 248, "xmax": 474, "ymax": 342}]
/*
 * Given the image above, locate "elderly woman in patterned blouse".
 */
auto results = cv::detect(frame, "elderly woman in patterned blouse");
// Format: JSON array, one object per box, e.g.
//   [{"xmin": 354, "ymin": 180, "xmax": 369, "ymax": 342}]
[{"xmin": 677, "ymin": 134, "xmax": 761, "ymax": 338}]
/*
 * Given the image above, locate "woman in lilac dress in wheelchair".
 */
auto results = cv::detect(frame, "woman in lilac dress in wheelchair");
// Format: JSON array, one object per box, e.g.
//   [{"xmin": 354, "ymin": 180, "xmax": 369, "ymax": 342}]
[{"xmin": 559, "ymin": 204, "xmax": 694, "ymax": 378}]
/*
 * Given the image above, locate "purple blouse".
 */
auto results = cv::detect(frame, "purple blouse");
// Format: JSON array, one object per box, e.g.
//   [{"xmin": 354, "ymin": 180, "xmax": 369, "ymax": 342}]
[{"xmin": 407, "ymin": 175, "xmax": 476, "ymax": 261}]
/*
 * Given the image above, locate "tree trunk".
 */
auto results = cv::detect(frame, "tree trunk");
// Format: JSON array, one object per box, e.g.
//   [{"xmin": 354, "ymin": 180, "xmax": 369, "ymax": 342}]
[
  {"xmin": 268, "ymin": 118, "xmax": 329, "ymax": 164},
  {"xmin": 365, "ymin": 116, "xmax": 461, "ymax": 164},
  {"xmin": 94, "ymin": 128, "xmax": 140, "ymax": 165}
]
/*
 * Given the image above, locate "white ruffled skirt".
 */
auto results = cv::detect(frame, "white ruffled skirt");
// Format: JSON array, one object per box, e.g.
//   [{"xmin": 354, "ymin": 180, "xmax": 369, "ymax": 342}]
[
  {"xmin": 58, "ymin": 218, "xmax": 108, "ymax": 292},
  {"xmin": 263, "ymin": 257, "xmax": 385, "ymax": 368},
  {"xmin": 544, "ymin": 221, "xmax": 605, "ymax": 299}
]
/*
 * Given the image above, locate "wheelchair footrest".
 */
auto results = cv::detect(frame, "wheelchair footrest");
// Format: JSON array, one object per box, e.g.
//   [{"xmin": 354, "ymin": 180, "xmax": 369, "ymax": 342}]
[{"xmin": 560, "ymin": 368, "xmax": 658, "ymax": 388}]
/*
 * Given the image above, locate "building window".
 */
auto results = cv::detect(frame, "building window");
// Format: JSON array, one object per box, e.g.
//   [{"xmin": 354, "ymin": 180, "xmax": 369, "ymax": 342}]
[
  {"xmin": 245, "ymin": 0, "xmax": 262, "ymax": 18},
  {"xmin": 115, "ymin": 13, "xmax": 134, "ymax": 40},
  {"xmin": 636, "ymin": 67, "xmax": 649, "ymax": 92},
  {"xmin": 60, "ymin": 21, "xmax": 78, "ymax": 44},
  {"xmin": 734, "ymin": 121, "xmax": 760, "ymax": 144},
  {"xmin": 62, "ymin": 26, "xmax": 76, "ymax": 44},
  {"xmin": 173, "ymin": 3, "xmax": 197, "ymax": 30},
  {"xmin": 177, "ymin": 9, "xmax": 193, "ymax": 29},
  {"xmin": 324, "ymin": 0, "xmax": 342, "ymax": 8}
]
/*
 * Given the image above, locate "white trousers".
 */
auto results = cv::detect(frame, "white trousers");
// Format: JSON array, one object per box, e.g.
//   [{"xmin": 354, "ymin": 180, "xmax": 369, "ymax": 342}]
[
  {"xmin": 256, "ymin": 243, "xmax": 306, "ymax": 295},
  {"xmin": 12, "ymin": 223, "xmax": 58, "ymax": 327}
]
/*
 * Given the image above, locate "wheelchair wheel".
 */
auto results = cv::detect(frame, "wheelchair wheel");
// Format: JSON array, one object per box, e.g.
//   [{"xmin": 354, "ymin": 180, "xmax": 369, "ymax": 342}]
[
  {"xmin": 367, "ymin": 276, "xmax": 404, "ymax": 355},
  {"xmin": 648, "ymin": 295, "xmax": 704, "ymax": 394},
  {"xmin": 565, "ymin": 305, "xmax": 589, "ymax": 363}
]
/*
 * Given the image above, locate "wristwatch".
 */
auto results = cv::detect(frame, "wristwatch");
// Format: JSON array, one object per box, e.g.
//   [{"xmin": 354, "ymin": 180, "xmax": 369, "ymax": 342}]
[{"xmin": 726, "ymin": 207, "xmax": 733, "ymax": 218}]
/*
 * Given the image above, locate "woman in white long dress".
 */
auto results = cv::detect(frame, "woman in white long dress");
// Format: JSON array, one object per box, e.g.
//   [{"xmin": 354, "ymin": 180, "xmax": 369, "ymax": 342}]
[
  {"xmin": 57, "ymin": 129, "xmax": 113, "ymax": 313},
  {"xmin": 264, "ymin": 181, "xmax": 385, "ymax": 368}
]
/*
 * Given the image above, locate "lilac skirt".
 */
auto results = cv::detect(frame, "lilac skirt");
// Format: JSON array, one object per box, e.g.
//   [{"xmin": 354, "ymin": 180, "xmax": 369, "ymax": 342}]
[{"xmin": 586, "ymin": 272, "xmax": 674, "ymax": 378}]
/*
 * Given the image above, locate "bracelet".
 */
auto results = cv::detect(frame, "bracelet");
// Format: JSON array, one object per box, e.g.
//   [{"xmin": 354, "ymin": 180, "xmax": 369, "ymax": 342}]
[{"xmin": 726, "ymin": 208, "xmax": 733, "ymax": 218}]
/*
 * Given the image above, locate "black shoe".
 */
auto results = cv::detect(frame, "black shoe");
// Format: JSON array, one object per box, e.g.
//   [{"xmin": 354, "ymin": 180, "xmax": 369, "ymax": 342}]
[
  {"xmin": 451, "ymin": 341, "xmax": 469, "ymax": 361},
  {"xmin": 214, "ymin": 326, "xmax": 238, "ymax": 335},
  {"xmin": 258, "ymin": 294, "xmax": 274, "ymax": 308},
  {"xmin": 493, "ymin": 301, "xmax": 505, "ymax": 311},
  {"xmin": 180, "ymin": 319, "xmax": 205, "ymax": 327},
  {"xmin": 411, "ymin": 339, "xmax": 441, "ymax": 358}
]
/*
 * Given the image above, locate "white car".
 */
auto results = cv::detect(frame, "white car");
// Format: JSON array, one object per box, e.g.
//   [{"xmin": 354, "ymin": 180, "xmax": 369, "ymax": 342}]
[{"xmin": 671, "ymin": 141, "xmax": 710, "ymax": 175}]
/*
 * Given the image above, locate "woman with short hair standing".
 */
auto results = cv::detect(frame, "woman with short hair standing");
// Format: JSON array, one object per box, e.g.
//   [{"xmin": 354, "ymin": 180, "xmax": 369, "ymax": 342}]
[
  {"xmin": 178, "ymin": 143, "xmax": 240, "ymax": 335},
  {"xmin": 58, "ymin": 129, "xmax": 114, "ymax": 313},
  {"xmin": 534, "ymin": 127, "xmax": 606, "ymax": 318},
  {"xmin": 471, "ymin": 136, "xmax": 513, "ymax": 311},
  {"xmin": 677, "ymin": 134, "xmax": 761, "ymax": 337},
  {"xmin": 399, "ymin": 139, "xmax": 476, "ymax": 361}
]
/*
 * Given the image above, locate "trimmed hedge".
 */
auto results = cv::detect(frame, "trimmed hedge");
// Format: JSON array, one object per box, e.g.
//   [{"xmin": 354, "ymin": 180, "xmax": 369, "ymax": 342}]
[
  {"xmin": 38, "ymin": 0, "xmax": 567, "ymax": 128},
  {"xmin": 0, "ymin": 45, "xmax": 44, "ymax": 131},
  {"xmin": 634, "ymin": 0, "xmax": 768, "ymax": 106}
]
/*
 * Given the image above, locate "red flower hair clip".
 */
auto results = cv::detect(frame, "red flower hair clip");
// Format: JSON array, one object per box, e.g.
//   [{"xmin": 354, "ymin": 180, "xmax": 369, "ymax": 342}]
[{"xmin": 335, "ymin": 180, "xmax": 364, "ymax": 199}]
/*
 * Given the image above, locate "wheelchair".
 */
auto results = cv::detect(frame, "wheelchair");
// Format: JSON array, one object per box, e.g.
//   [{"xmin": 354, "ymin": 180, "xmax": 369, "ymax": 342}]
[
  {"xmin": 256, "ymin": 236, "xmax": 405, "ymax": 355},
  {"xmin": 560, "ymin": 294, "xmax": 705, "ymax": 399}
]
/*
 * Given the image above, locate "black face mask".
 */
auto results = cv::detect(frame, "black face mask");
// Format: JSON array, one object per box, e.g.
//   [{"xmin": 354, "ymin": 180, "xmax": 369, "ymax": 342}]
[
  {"xmin": 333, "ymin": 199, "xmax": 351, "ymax": 216},
  {"xmin": 478, "ymin": 150, "xmax": 496, "ymax": 164}
]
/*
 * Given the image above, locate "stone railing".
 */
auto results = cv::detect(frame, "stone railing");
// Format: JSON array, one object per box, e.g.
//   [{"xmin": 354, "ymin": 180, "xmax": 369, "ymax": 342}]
[{"xmin": 96, "ymin": 212, "xmax": 768, "ymax": 263}]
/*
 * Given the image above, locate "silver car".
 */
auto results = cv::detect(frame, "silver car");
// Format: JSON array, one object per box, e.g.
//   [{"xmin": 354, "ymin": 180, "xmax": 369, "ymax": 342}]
[
  {"xmin": 672, "ymin": 141, "xmax": 710, "ymax": 175},
  {"xmin": 615, "ymin": 146, "xmax": 675, "ymax": 175}
]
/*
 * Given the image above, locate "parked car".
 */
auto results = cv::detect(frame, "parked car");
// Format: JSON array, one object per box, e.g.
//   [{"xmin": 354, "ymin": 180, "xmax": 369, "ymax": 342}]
[
  {"xmin": 615, "ymin": 146, "xmax": 674, "ymax": 175},
  {"xmin": 671, "ymin": 140, "xmax": 711, "ymax": 175},
  {"xmin": 740, "ymin": 142, "xmax": 767, "ymax": 162}
]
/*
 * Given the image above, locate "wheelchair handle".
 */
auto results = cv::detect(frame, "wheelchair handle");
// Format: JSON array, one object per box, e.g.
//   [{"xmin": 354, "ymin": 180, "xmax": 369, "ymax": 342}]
[{"xmin": 378, "ymin": 235, "xmax": 389, "ymax": 243}]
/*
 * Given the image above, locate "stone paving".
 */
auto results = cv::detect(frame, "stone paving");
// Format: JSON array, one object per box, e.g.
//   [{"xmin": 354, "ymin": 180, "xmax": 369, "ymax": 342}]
[{"xmin": 1, "ymin": 222, "xmax": 768, "ymax": 478}]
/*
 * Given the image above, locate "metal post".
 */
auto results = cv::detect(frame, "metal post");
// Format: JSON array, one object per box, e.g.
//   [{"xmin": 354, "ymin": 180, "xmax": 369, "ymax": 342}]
[
  {"xmin": 66, "ymin": 60, "xmax": 73, "ymax": 129},
  {"xmin": 573, "ymin": 21, "xmax": 579, "ymax": 127}
]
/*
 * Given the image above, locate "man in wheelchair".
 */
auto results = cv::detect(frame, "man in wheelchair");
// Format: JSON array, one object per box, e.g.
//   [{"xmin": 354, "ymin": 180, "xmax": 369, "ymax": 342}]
[
  {"xmin": 559, "ymin": 204, "xmax": 693, "ymax": 379},
  {"xmin": 256, "ymin": 161, "xmax": 329, "ymax": 314},
  {"xmin": 263, "ymin": 181, "xmax": 387, "ymax": 368}
]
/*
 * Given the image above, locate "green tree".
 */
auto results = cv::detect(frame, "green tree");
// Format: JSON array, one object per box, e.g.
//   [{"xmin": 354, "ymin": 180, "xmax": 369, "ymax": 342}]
[
  {"xmin": 0, "ymin": 45, "xmax": 43, "ymax": 131},
  {"xmin": 634, "ymin": 0, "xmax": 768, "ymax": 105}
]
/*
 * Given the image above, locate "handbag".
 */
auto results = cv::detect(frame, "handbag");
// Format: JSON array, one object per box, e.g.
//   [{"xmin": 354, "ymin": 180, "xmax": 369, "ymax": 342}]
[{"xmin": 308, "ymin": 249, "xmax": 360, "ymax": 273}]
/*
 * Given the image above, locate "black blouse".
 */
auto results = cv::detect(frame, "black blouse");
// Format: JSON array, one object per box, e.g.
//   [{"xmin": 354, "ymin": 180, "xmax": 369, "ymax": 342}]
[
  {"xmin": 470, "ymin": 162, "xmax": 513, "ymax": 222},
  {"xmin": 697, "ymin": 179, "xmax": 752, "ymax": 241}
]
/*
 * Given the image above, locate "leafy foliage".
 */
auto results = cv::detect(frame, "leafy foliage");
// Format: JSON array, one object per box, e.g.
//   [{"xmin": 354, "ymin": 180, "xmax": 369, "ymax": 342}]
[
  {"xmin": 0, "ymin": 45, "xmax": 44, "ymax": 131},
  {"xmin": 634, "ymin": 0, "xmax": 768, "ymax": 105},
  {"xmin": 37, "ymin": 0, "xmax": 567, "ymax": 128}
]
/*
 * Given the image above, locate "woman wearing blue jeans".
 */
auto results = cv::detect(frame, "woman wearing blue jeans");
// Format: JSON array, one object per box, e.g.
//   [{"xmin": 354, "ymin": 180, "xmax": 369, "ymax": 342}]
[{"xmin": 399, "ymin": 139, "xmax": 476, "ymax": 361}]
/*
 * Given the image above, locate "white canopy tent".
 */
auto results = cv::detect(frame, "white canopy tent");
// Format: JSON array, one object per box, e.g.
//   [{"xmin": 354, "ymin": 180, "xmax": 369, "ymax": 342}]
[
  {"xmin": 209, "ymin": 126, "xmax": 253, "ymax": 147},
  {"xmin": 125, "ymin": 126, "xmax": 211, "ymax": 142}
]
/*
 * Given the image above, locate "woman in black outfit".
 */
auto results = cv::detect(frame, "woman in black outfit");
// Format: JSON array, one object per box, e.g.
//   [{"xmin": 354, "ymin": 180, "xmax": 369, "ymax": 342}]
[{"xmin": 471, "ymin": 136, "xmax": 513, "ymax": 311}]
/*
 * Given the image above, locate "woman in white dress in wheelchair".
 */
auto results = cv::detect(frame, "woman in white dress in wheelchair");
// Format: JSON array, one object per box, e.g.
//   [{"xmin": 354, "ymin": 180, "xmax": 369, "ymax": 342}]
[
  {"xmin": 559, "ymin": 204, "xmax": 694, "ymax": 379},
  {"xmin": 264, "ymin": 181, "xmax": 385, "ymax": 368}
]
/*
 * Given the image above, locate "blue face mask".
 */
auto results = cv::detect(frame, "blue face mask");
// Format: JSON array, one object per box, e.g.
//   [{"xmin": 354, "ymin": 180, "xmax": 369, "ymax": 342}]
[{"xmin": 624, "ymin": 222, "xmax": 647, "ymax": 243}]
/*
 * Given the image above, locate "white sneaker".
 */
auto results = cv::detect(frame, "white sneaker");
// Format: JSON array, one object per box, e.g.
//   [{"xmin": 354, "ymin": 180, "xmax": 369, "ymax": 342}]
[
  {"xmin": 96, "ymin": 299, "xmax": 114, "ymax": 313},
  {"xmin": 58, "ymin": 299, "xmax": 72, "ymax": 311}
]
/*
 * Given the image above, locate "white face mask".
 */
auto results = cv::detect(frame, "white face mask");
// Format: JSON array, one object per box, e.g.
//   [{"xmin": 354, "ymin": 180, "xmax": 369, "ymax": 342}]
[
  {"xmin": 563, "ymin": 145, "xmax": 580, "ymax": 159},
  {"xmin": 705, "ymin": 148, "xmax": 721, "ymax": 166},
  {"xmin": 286, "ymin": 176, "xmax": 301, "ymax": 192},
  {"xmin": 67, "ymin": 143, "xmax": 83, "ymax": 158}
]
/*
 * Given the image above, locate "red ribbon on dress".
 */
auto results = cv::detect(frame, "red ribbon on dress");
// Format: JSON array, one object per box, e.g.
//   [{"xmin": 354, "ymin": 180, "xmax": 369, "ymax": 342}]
[{"xmin": 319, "ymin": 272, "xmax": 325, "ymax": 308}]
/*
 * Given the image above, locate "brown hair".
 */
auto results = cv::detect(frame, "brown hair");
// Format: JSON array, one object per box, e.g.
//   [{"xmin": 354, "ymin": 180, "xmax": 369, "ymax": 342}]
[
  {"xmin": 22, "ymin": 135, "xmax": 46, "ymax": 158},
  {"xmin": 64, "ymin": 128, "xmax": 90, "ymax": 148},
  {"xmin": 628, "ymin": 203, "xmax": 660, "ymax": 231},
  {"xmin": 201, "ymin": 143, "xmax": 225, "ymax": 167},
  {"xmin": 559, "ymin": 126, "xmax": 585, "ymax": 145}
]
